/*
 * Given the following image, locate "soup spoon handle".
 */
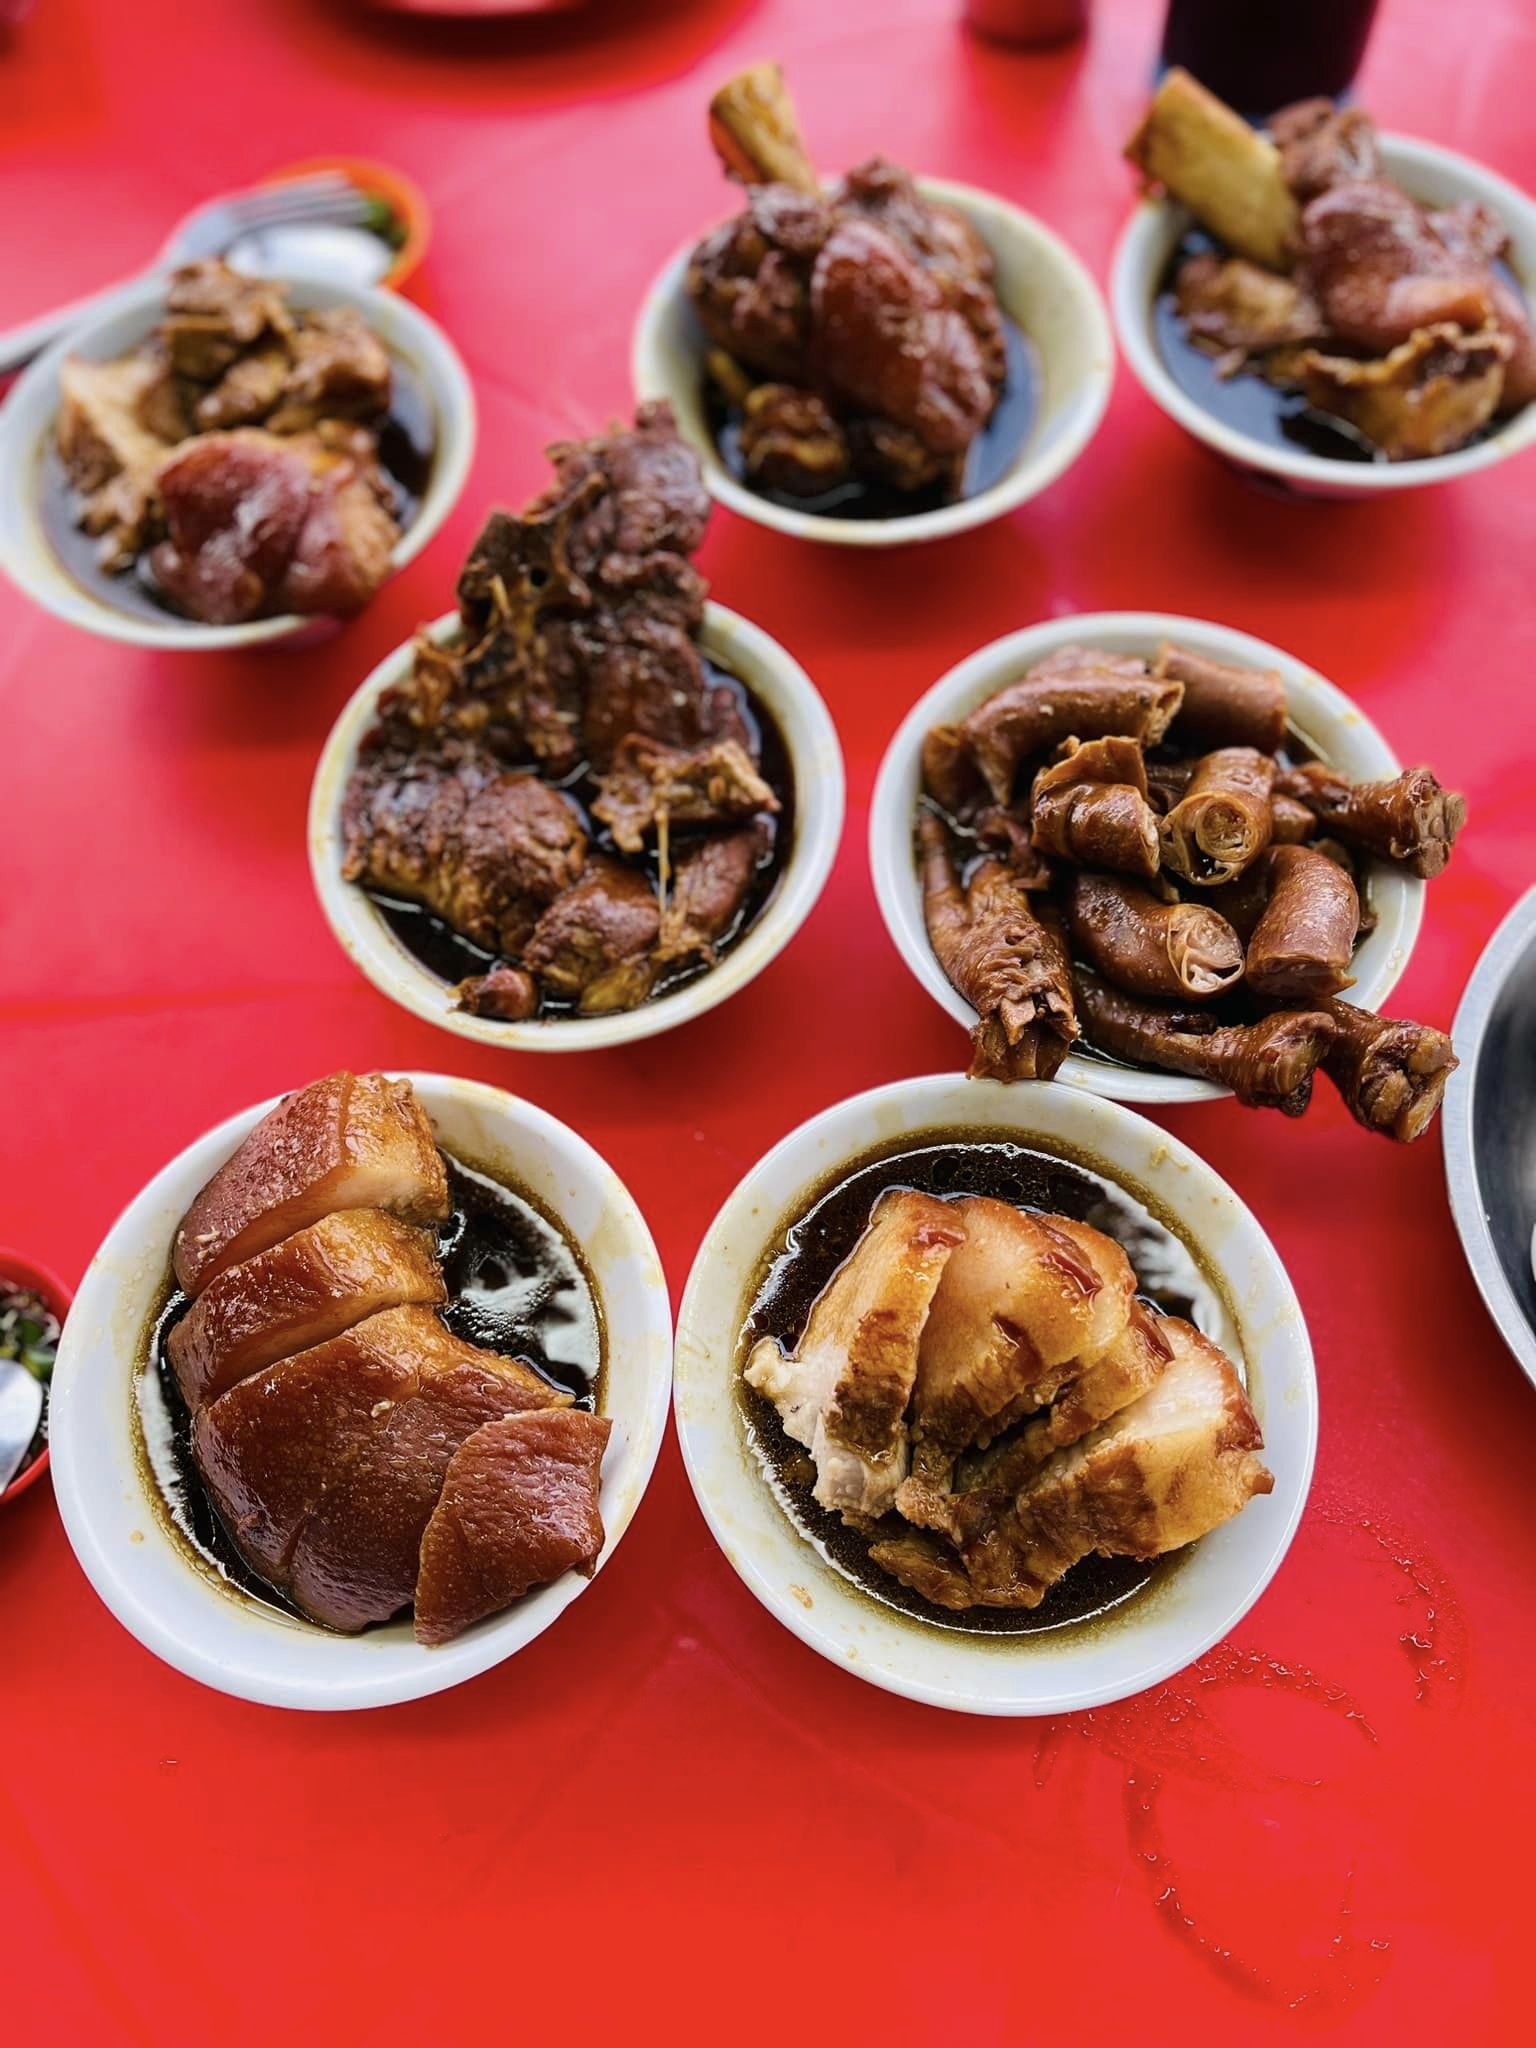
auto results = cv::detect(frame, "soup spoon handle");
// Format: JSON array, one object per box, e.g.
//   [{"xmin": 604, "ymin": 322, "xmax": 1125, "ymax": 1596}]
[{"xmin": 0, "ymin": 266, "xmax": 168, "ymax": 380}]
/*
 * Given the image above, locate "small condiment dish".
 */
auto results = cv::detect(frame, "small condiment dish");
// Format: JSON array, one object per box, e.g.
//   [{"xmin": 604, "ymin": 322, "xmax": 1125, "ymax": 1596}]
[
  {"xmin": 631, "ymin": 178, "xmax": 1113, "ymax": 547},
  {"xmin": 0, "ymin": 1247, "xmax": 72, "ymax": 1507},
  {"xmin": 1112, "ymin": 134, "xmax": 1536, "ymax": 498},
  {"xmin": 673, "ymin": 1072, "xmax": 1317, "ymax": 1716},
  {"xmin": 0, "ymin": 272, "xmax": 475, "ymax": 651},
  {"xmin": 309, "ymin": 602, "xmax": 845, "ymax": 1051},
  {"xmin": 870, "ymin": 610, "xmax": 1424, "ymax": 1107},
  {"xmin": 48, "ymin": 1073, "xmax": 673, "ymax": 1710}
]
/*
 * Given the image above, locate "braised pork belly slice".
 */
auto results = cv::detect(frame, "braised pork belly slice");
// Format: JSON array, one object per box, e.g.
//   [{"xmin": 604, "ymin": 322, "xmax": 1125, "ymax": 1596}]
[
  {"xmin": 903, "ymin": 1198, "xmax": 1136, "ymax": 1487},
  {"xmin": 193, "ymin": 1305, "xmax": 567, "ymax": 1633},
  {"xmin": 879, "ymin": 1318, "xmax": 1271, "ymax": 1610},
  {"xmin": 173, "ymin": 1071, "xmax": 449, "ymax": 1296},
  {"xmin": 415, "ymin": 1409, "xmax": 612, "ymax": 1645},
  {"xmin": 167, "ymin": 1209, "xmax": 446, "ymax": 1410},
  {"xmin": 744, "ymin": 1189, "xmax": 963, "ymax": 1519}
]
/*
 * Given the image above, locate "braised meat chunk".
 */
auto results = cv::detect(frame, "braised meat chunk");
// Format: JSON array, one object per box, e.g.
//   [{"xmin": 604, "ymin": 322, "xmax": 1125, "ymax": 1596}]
[
  {"xmin": 168, "ymin": 1209, "xmax": 446, "ymax": 1410},
  {"xmin": 744, "ymin": 1189, "xmax": 964, "ymax": 1518},
  {"xmin": 152, "ymin": 427, "xmax": 397, "ymax": 623},
  {"xmin": 343, "ymin": 745, "xmax": 587, "ymax": 954},
  {"xmin": 193, "ymin": 1305, "xmax": 567, "ymax": 1632},
  {"xmin": 688, "ymin": 63, "xmax": 1014, "ymax": 508},
  {"xmin": 173, "ymin": 1071, "xmax": 449, "ymax": 1297},
  {"xmin": 1131, "ymin": 71, "xmax": 1536, "ymax": 457},
  {"xmin": 415, "ymin": 1410, "xmax": 612, "ymax": 1645},
  {"xmin": 341, "ymin": 407, "xmax": 788, "ymax": 1022},
  {"xmin": 51, "ymin": 261, "xmax": 411, "ymax": 623}
]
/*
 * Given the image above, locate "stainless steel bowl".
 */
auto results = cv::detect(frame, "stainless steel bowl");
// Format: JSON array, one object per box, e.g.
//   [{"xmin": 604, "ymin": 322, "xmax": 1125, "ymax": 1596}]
[{"xmin": 1443, "ymin": 887, "xmax": 1536, "ymax": 1387}]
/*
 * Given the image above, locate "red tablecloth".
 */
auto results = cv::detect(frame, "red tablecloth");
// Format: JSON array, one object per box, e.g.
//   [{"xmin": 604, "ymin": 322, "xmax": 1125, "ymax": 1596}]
[{"xmin": 4, "ymin": 1, "xmax": 1533, "ymax": 2039}]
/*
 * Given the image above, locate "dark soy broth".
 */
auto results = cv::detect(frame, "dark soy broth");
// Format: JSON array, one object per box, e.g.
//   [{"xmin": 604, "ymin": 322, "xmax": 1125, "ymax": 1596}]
[
  {"xmin": 136, "ymin": 1153, "xmax": 601, "ymax": 1623},
  {"xmin": 740, "ymin": 1134, "xmax": 1228, "ymax": 1637},
  {"xmin": 371, "ymin": 662, "xmax": 796, "ymax": 1014},
  {"xmin": 41, "ymin": 351, "xmax": 437, "ymax": 626},
  {"xmin": 1153, "ymin": 227, "xmax": 1515, "ymax": 465},
  {"xmin": 707, "ymin": 313, "xmax": 1039, "ymax": 521}
]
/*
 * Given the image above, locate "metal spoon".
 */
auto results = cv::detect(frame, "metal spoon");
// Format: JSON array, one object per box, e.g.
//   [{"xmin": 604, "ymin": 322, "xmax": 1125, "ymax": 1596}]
[
  {"xmin": 0, "ymin": 1356, "xmax": 44, "ymax": 1496},
  {"xmin": 0, "ymin": 173, "xmax": 381, "ymax": 378}
]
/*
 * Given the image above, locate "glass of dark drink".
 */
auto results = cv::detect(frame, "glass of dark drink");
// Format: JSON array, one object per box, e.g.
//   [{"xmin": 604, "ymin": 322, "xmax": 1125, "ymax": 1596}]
[{"xmin": 1159, "ymin": 0, "xmax": 1380, "ymax": 116}]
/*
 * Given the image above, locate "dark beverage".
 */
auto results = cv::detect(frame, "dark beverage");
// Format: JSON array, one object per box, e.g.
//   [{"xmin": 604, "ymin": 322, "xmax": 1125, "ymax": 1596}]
[{"xmin": 1160, "ymin": 0, "xmax": 1379, "ymax": 116}]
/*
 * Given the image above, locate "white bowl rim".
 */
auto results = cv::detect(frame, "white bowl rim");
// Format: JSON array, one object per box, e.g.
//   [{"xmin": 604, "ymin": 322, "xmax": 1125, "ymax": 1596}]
[
  {"xmin": 1112, "ymin": 131, "xmax": 1536, "ymax": 491},
  {"xmin": 49, "ymin": 1071, "xmax": 673, "ymax": 1710},
  {"xmin": 309, "ymin": 600, "xmax": 846, "ymax": 1052},
  {"xmin": 672, "ymin": 1071, "xmax": 1318, "ymax": 1715},
  {"xmin": 0, "ymin": 269, "xmax": 477, "ymax": 651},
  {"xmin": 868, "ymin": 609, "xmax": 1424, "ymax": 1106},
  {"xmin": 631, "ymin": 173, "xmax": 1115, "ymax": 548}
]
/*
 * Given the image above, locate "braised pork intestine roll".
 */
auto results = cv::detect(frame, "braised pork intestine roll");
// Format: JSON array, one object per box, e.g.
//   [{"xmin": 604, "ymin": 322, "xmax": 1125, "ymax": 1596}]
[
  {"xmin": 1244, "ymin": 844, "xmax": 1360, "ymax": 1001},
  {"xmin": 1073, "ymin": 967, "xmax": 1334, "ymax": 1115},
  {"xmin": 1158, "ymin": 746, "xmax": 1275, "ymax": 885},
  {"xmin": 958, "ymin": 666, "xmax": 1184, "ymax": 806},
  {"xmin": 1065, "ymin": 871, "xmax": 1244, "ymax": 1002},
  {"xmin": 1276, "ymin": 761, "xmax": 1467, "ymax": 879},
  {"xmin": 1028, "ymin": 736, "xmax": 1161, "ymax": 878},
  {"xmin": 918, "ymin": 811, "xmax": 1077, "ymax": 1081},
  {"xmin": 1153, "ymin": 642, "xmax": 1288, "ymax": 754}
]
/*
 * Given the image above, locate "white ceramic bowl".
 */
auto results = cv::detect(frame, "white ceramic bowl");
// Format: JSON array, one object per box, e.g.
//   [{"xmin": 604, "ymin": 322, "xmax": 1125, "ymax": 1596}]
[
  {"xmin": 0, "ymin": 272, "xmax": 476, "ymax": 649},
  {"xmin": 310, "ymin": 601, "xmax": 845, "ymax": 1051},
  {"xmin": 1113, "ymin": 134, "xmax": 1536, "ymax": 498},
  {"xmin": 674, "ymin": 1073, "xmax": 1316, "ymax": 1715},
  {"xmin": 49, "ymin": 1073, "xmax": 672, "ymax": 1710},
  {"xmin": 870, "ymin": 610, "xmax": 1423, "ymax": 1106},
  {"xmin": 631, "ymin": 177, "xmax": 1113, "ymax": 546}
]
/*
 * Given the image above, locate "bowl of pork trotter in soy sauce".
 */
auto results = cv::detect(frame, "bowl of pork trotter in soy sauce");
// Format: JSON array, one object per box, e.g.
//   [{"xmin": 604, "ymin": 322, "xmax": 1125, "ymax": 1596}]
[
  {"xmin": 0, "ymin": 260, "xmax": 474, "ymax": 649},
  {"xmin": 48, "ymin": 1071, "xmax": 672, "ymax": 1709},
  {"xmin": 673, "ymin": 1073, "xmax": 1316, "ymax": 1714},
  {"xmin": 872, "ymin": 611, "xmax": 1467, "ymax": 1139},
  {"xmin": 631, "ymin": 63, "xmax": 1113, "ymax": 547},
  {"xmin": 310, "ymin": 403, "xmax": 843, "ymax": 1050},
  {"xmin": 1112, "ymin": 69, "xmax": 1536, "ymax": 497}
]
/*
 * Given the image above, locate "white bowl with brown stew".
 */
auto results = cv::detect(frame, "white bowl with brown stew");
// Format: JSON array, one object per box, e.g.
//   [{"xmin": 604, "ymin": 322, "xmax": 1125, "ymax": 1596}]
[
  {"xmin": 311, "ymin": 598, "xmax": 843, "ymax": 1051},
  {"xmin": 48, "ymin": 1072, "xmax": 672, "ymax": 1709},
  {"xmin": 871, "ymin": 613, "xmax": 1457, "ymax": 1122},
  {"xmin": 0, "ymin": 264, "xmax": 474, "ymax": 649},
  {"xmin": 673, "ymin": 1073, "xmax": 1317, "ymax": 1715},
  {"xmin": 1113, "ymin": 87, "xmax": 1536, "ymax": 497}
]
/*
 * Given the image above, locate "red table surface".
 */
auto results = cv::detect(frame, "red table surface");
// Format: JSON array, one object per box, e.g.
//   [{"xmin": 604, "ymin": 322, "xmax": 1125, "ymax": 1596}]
[{"xmin": 4, "ymin": 0, "xmax": 1535, "ymax": 2040}]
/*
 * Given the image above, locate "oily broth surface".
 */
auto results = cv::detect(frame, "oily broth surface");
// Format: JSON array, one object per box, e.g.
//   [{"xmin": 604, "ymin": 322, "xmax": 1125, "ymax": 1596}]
[{"xmin": 738, "ymin": 1132, "xmax": 1235, "ymax": 1638}]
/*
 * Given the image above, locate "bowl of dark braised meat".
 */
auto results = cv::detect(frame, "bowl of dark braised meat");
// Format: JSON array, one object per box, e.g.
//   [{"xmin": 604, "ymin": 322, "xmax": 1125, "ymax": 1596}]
[
  {"xmin": 1113, "ymin": 70, "xmax": 1536, "ymax": 493},
  {"xmin": 0, "ymin": 260, "xmax": 474, "ymax": 648},
  {"xmin": 311, "ymin": 403, "xmax": 843, "ymax": 1049},
  {"xmin": 48, "ymin": 1069, "xmax": 672, "ymax": 1708},
  {"xmin": 872, "ymin": 612, "xmax": 1464, "ymax": 1132},
  {"xmin": 674, "ymin": 1072, "xmax": 1315, "ymax": 1714},
  {"xmin": 632, "ymin": 63, "xmax": 1113, "ymax": 545}
]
